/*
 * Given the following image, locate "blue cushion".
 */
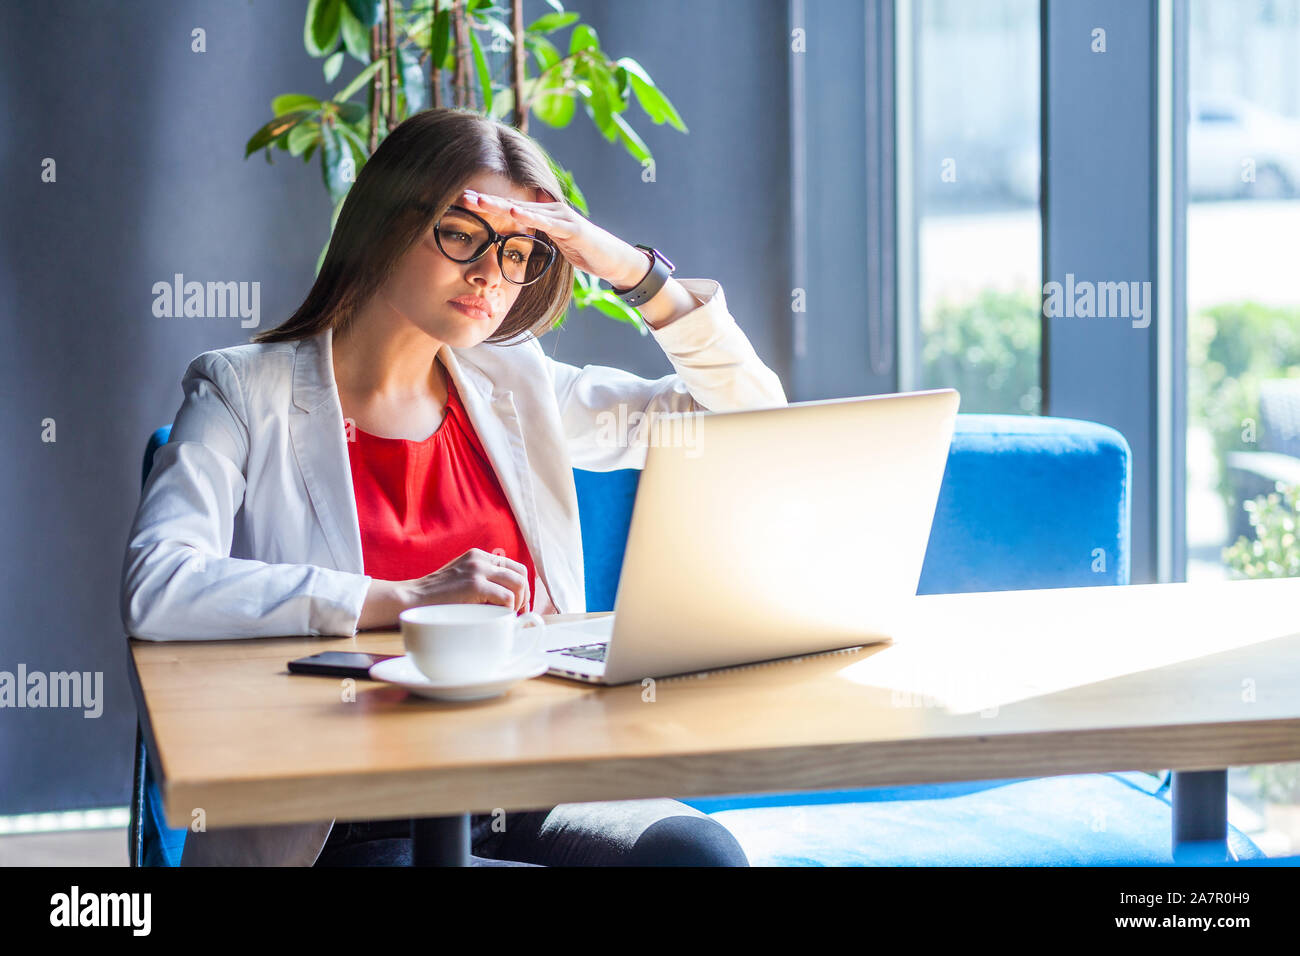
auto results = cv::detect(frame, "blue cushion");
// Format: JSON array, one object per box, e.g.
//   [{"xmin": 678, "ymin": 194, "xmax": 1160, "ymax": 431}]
[
  {"xmin": 699, "ymin": 773, "xmax": 1264, "ymax": 866},
  {"xmin": 681, "ymin": 778, "xmax": 1031, "ymax": 813},
  {"xmin": 142, "ymin": 771, "xmax": 187, "ymax": 868},
  {"xmin": 574, "ymin": 415, "xmax": 1133, "ymax": 609},
  {"xmin": 918, "ymin": 415, "xmax": 1131, "ymax": 593},
  {"xmin": 142, "ymin": 425, "xmax": 172, "ymax": 489},
  {"xmin": 574, "ymin": 467, "xmax": 639, "ymax": 613}
]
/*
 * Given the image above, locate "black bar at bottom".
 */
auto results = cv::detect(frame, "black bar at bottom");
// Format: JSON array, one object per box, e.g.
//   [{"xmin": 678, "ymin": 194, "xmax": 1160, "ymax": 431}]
[
  {"xmin": 1171, "ymin": 769, "xmax": 1228, "ymax": 863},
  {"xmin": 411, "ymin": 814, "xmax": 471, "ymax": 866}
]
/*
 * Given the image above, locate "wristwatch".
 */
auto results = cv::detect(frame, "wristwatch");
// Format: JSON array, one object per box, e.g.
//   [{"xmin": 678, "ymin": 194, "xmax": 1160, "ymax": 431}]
[{"xmin": 611, "ymin": 244, "xmax": 676, "ymax": 307}]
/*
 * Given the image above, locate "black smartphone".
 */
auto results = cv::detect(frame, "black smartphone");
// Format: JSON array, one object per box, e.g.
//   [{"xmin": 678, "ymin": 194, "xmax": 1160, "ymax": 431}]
[{"xmin": 287, "ymin": 651, "xmax": 399, "ymax": 679}]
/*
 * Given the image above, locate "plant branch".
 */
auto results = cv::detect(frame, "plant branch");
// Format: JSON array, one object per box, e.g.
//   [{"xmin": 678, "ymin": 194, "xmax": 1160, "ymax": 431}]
[
  {"xmin": 430, "ymin": 0, "xmax": 442, "ymax": 108},
  {"xmin": 385, "ymin": 0, "xmax": 398, "ymax": 130},
  {"xmin": 368, "ymin": 24, "xmax": 381, "ymax": 151},
  {"xmin": 452, "ymin": 1, "xmax": 473, "ymax": 109},
  {"xmin": 511, "ymin": 0, "xmax": 526, "ymax": 132}
]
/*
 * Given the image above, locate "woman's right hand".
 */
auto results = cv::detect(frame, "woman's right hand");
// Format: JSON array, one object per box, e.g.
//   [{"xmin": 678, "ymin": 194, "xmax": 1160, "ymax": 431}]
[{"xmin": 357, "ymin": 548, "xmax": 531, "ymax": 630}]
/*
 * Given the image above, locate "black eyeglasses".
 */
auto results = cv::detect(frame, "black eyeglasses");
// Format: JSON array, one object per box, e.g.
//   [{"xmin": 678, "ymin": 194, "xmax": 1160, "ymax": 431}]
[{"xmin": 430, "ymin": 204, "xmax": 557, "ymax": 286}]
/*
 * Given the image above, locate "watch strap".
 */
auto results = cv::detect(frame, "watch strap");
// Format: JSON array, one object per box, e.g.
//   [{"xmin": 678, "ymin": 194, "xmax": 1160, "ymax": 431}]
[{"xmin": 613, "ymin": 244, "xmax": 675, "ymax": 307}]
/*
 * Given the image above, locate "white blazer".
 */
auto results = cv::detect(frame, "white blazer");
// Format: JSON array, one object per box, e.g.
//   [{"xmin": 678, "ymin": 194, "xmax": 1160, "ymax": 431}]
[{"xmin": 120, "ymin": 277, "xmax": 787, "ymax": 866}]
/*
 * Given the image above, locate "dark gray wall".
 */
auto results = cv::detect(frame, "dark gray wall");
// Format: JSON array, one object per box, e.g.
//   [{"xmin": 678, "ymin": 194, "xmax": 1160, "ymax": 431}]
[
  {"xmin": 0, "ymin": 0, "xmax": 792, "ymax": 814},
  {"xmin": 792, "ymin": 0, "xmax": 900, "ymax": 399}
]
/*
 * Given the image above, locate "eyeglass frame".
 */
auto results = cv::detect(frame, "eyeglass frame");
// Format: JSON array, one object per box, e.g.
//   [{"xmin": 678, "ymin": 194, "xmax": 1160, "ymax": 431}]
[{"xmin": 425, "ymin": 203, "xmax": 558, "ymax": 286}]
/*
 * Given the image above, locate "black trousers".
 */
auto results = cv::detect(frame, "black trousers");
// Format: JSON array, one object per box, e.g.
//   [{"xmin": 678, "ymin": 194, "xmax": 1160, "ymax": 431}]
[{"xmin": 313, "ymin": 799, "xmax": 750, "ymax": 867}]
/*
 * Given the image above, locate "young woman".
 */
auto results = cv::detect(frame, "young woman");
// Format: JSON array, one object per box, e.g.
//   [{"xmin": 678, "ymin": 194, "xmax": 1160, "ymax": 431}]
[{"xmin": 121, "ymin": 107, "xmax": 787, "ymax": 866}]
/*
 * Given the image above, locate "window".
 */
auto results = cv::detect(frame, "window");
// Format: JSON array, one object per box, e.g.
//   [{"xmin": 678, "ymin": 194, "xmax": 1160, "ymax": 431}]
[
  {"xmin": 904, "ymin": 0, "xmax": 1041, "ymax": 415},
  {"xmin": 1185, "ymin": 0, "xmax": 1300, "ymax": 856}
]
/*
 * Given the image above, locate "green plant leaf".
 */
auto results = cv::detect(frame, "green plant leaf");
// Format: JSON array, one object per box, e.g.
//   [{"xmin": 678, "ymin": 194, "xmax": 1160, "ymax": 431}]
[
  {"xmin": 531, "ymin": 67, "xmax": 573, "ymax": 127},
  {"xmin": 526, "ymin": 11, "xmax": 579, "ymax": 34},
  {"xmin": 333, "ymin": 58, "xmax": 385, "ymax": 103},
  {"xmin": 585, "ymin": 56, "xmax": 626, "ymax": 113},
  {"xmin": 334, "ymin": 99, "xmax": 366, "ymax": 124},
  {"xmin": 618, "ymin": 56, "xmax": 688, "ymax": 132},
  {"xmin": 469, "ymin": 1, "xmax": 509, "ymax": 22},
  {"xmin": 565, "ymin": 177, "xmax": 587, "ymax": 215},
  {"xmin": 273, "ymin": 94, "xmax": 322, "ymax": 116},
  {"xmin": 469, "ymin": 27, "xmax": 493, "ymax": 115},
  {"xmin": 335, "ymin": 119, "xmax": 368, "ymax": 153},
  {"xmin": 489, "ymin": 87, "xmax": 515, "ymax": 121},
  {"xmin": 245, "ymin": 110, "xmax": 314, "ymax": 157},
  {"xmin": 569, "ymin": 23, "xmax": 598, "ymax": 54},
  {"xmin": 403, "ymin": 9, "xmax": 436, "ymax": 45},
  {"xmin": 577, "ymin": 77, "xmax": 616, "ymax": 142},
  {"xmin": 588, "ymin": 292, "xmax": 648, "ymax": 333},
  {"xmin": 344, "ymin": 0, "xmax": 381, "ymax": 28},
  {"xmin": 344, "ymin": 135, "xmax": 368, "ymax": 179},
  {"xmin": 543, "ymin": 0, "xmax": 564, "ymax": 12},
  {"xmin": 323, "ymin": 50, "xmax": 345, "ymax": 82},
  {"xmin": 320, "ymin": 120, "xmax": 354, "ymax": 206},
  {"xmin": 398, "ymin": 45, "xmax": 427, "ymax": 112},
  {"xmin": 610, "ymin": 112, "xmax": 650, "ymax": 163},
  {"xmin": 329, "ymin": 190, "xmax": 347, "ymax": 232},
  {"xmin": 335, "ymin": 121, "xmax": 369, "ymax": 177},
  {"xmin": 339, "ymin": 3, "xmax": 371, "ymax": 62},
  {"xmin": 305, "ymin": 0, "xmax": 343, "ymax": 57},
  {"xmin": 525, "ymin": 34, "xmax": 560, "ymax": 71},
  {"xmin": 288, "ymin": 119, "xmax": 321, "ymax": 157},
  {"xmin": 320, "ymin": 119, "xmax": 342, "ymax": 195},
  {"xmin": 629, "ymin": 74, "xmax": 686, "ymax": 132},
  {"xmin": 431, "ymin": 8, "xmax": 451, "ymax": 68},
  {"xmin": 546, "ymin": 161, "xmax": 587, "ymax": 215},
  {"xmin": 614, "ymin": 56, "xmax": 653, "ymax": 87}
]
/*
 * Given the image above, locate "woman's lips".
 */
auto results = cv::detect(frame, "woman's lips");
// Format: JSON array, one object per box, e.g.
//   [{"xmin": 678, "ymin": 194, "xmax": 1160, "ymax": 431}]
[{"xmin": 448, "ymin": 297, "xmax": 493, "ymax": 320}]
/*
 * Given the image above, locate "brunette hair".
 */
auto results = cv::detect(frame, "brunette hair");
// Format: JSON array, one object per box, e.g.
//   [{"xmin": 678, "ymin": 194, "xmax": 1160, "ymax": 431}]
[{"xmin": 250, "ymin": 107, "xmax": 573, "ymax": 346}]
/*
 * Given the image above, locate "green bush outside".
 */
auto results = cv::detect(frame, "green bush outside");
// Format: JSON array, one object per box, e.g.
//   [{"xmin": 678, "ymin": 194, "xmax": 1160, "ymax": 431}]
[
  {"xmin": 1188, "ymin": 301, "xmax": 1300, "ymax": 508},
  {"xmin": 920, "ymin": 287, "xmax": 1042, "ymax": 415}
]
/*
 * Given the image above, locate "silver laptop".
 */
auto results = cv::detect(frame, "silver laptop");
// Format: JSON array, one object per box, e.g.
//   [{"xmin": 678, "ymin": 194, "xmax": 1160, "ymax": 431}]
[{"xmin": 542, "ymin": 387, "xmax": 960, "ymax": 684}]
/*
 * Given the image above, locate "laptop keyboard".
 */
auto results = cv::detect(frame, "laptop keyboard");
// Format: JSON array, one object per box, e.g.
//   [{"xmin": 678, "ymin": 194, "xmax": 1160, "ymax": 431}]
[{"xmin": 557, "ymin": 642, "xmax": 608, "ymax": 662}]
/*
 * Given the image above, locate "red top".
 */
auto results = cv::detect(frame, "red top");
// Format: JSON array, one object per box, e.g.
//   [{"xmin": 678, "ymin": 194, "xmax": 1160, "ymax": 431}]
[{"xmin": 346, "ymin": 373, "xmax": 536, "ymax": 613}]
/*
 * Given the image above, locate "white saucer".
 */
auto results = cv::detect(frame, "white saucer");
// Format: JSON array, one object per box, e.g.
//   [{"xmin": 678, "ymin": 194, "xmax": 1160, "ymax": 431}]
[{"xmin": 369, "ymin": 653, "xmax": 549, "ymax": 701}]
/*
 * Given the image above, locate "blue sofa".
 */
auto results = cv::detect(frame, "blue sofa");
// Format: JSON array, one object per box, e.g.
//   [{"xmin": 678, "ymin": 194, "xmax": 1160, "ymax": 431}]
[{"xmin": 131, "ymin": 414, "xmax": 1266, "ymax": 865}]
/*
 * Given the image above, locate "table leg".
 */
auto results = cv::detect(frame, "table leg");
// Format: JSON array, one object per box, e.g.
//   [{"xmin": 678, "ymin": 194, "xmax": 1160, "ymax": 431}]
[
  {"xmin": 1171, "ymin": 769, "xmax": 1228, "ymax": 864},
  {"xmin": 411, "ymin": 814, "xmax": 471, "ymax": 866}
]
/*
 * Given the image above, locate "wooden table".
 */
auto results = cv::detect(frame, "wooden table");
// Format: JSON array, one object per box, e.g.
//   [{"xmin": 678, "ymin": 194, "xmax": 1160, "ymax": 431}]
[{"xmin": 128, "ymin": 577, "xmax": 1300, "ymax": 865}]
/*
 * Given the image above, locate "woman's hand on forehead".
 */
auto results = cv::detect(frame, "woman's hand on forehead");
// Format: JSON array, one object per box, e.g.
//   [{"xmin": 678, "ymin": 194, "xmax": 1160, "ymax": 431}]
[{"xmin": 456, "ymin": 187, "xmax": 664, "ymax": 293}]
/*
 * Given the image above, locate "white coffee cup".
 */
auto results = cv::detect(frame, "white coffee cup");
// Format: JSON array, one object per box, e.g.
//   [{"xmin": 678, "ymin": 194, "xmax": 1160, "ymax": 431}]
[{"xmin": 399, "ymin": 604, "xmax": 547, "ymax": 684}]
